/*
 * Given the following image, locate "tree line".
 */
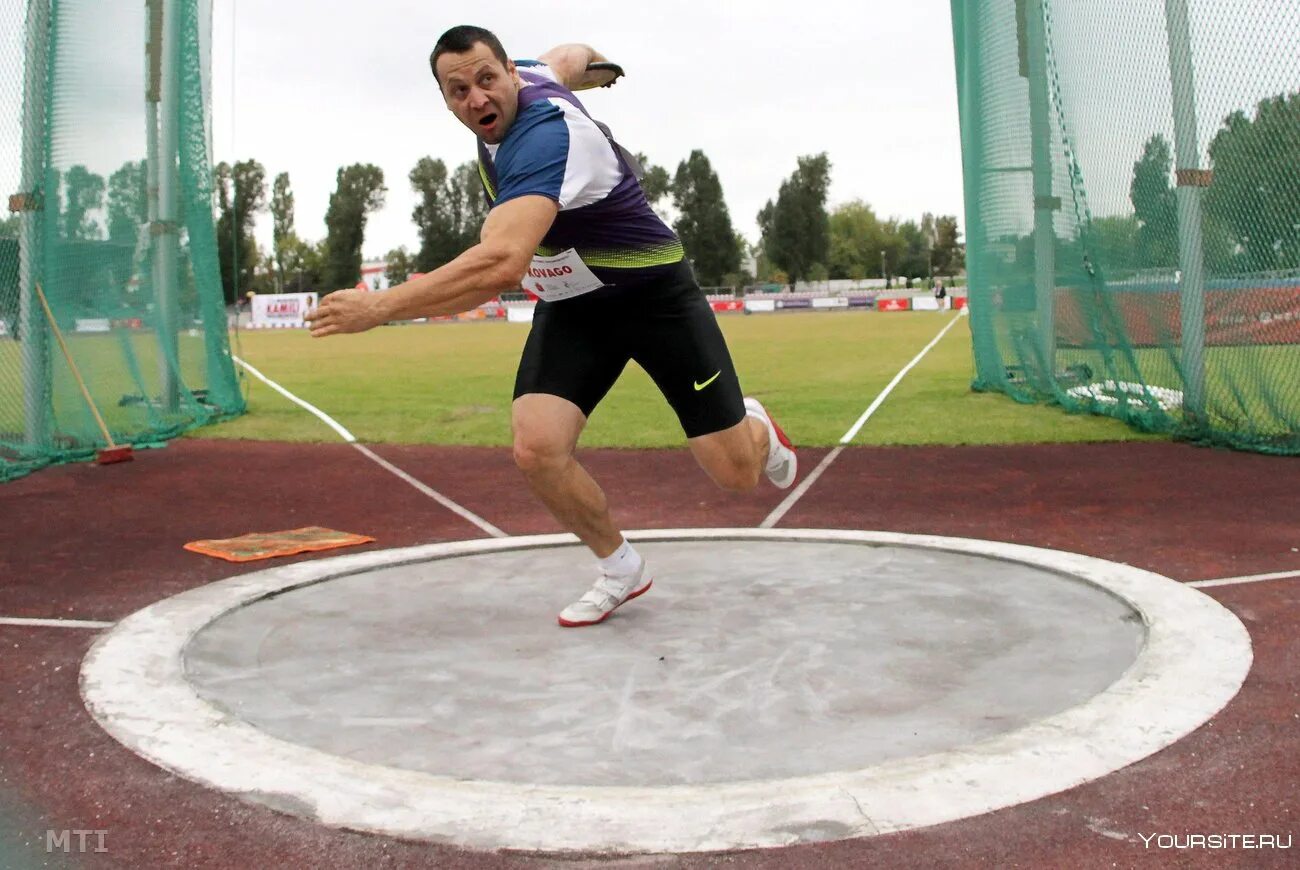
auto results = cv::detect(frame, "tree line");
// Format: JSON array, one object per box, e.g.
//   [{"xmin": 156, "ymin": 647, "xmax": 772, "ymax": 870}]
[
  {"xmin": 4, "ymin": 151, "xmax": 965, "ymax": 304},
  {"xmin": 214, "ymin": 149, "xmax": 965, "ymax": 301}
]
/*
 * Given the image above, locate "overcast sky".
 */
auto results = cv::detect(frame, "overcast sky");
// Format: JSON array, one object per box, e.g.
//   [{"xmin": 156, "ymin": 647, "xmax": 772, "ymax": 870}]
[{"xmin": 209, "ymin": 0, "xmax": 966, "ymax": 261}]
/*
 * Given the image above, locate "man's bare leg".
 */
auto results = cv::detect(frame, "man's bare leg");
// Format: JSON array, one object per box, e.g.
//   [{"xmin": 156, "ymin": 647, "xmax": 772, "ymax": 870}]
[
  {"xmin": 688, "ymin": 398, "xmax": 797, "ymax": 491},
  {"xmin": 513, "ymin": 394, "xmax": 652, "ymax": 627},
  {"xmin": 512, "ymin": 393, "xmax": 622, "ymax": 557},
  {"xmin": 687, "ymin": 415, "xmax": 769, "ymax": 492}
]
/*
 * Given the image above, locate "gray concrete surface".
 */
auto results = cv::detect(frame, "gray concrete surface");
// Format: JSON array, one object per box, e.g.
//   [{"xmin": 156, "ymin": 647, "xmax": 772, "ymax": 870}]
[{"xmin": 183, "ymin": 540, "xmax": 1144, "ymax": 787}]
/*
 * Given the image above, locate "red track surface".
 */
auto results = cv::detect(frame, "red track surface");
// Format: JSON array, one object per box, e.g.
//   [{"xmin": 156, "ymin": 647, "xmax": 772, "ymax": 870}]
[{"xmin": 1, "ymin": 439, "xmax": 1297, "ymax": 868}]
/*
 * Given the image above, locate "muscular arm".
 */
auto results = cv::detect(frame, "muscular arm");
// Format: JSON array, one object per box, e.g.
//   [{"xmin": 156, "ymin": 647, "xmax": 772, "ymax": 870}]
[
  {"xmin": 536, "ymin": 43, "xmax": 608, "ymax": 91},
  {"xmin": 306, "ymin": 195, "xmax": 557, "ymax": 336}
]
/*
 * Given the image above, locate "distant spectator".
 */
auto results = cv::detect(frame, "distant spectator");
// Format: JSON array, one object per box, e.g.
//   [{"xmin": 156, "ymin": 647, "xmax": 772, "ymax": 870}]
[{"xmin": 933, "ymin": 280, "xmax": 947, "ymax": 310}]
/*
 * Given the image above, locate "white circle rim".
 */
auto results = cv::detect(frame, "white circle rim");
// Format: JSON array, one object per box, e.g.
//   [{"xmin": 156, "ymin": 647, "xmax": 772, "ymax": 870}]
[{"xmin": 80, "ymin": 529, "xmax": 1251, "ymax": 854}]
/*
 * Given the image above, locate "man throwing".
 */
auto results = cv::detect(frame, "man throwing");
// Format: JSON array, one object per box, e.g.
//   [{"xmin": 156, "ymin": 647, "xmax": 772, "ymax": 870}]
[{"xmin": 306, "ymin": 25, "xmax": 796, "ymax": 627}]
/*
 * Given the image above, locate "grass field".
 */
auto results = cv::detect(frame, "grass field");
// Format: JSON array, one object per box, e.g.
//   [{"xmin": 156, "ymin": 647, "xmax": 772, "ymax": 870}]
[{"xmin": 207, "ymin": 311, "xmax": 1164, "ymax": 448}]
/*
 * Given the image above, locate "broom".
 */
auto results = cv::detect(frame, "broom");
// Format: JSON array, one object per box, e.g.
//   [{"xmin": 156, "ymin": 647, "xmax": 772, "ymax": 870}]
[{"xmin": 33, "ymin": 283, "xmax": 134, "ymax": 464}]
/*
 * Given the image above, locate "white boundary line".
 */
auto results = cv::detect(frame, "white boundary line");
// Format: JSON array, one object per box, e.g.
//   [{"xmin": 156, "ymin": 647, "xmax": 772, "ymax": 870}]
[
  {"xmin": 233, "ymin": 355, "xmax": 506, "ymax": 538},
  {"xmin": 761, "ymin": 314, "xmax": 963, "ymax": 529},
  {"xmin": 1190, "ymin": 569, "xmax": 1300, "ymax": 589},
  {"xmin": 81, "ymin": 529, "xmax": 1251, "ymax": 854},
  {"xmin": 0, "ymin": 617, "xmax": 113, "ymax": 629}
]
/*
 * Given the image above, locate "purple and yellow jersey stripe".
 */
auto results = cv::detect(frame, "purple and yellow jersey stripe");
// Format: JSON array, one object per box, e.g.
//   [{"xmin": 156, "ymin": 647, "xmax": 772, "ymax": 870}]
[{"xmin": 476, "ymin": 62, "xmax": 683, "ymax": 284}]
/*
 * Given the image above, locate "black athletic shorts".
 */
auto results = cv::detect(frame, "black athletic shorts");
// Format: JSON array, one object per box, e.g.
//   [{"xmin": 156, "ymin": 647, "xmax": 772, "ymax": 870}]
[{"xmin": 513, "ymin": 260, "xmax": 746, "ymax": 438}]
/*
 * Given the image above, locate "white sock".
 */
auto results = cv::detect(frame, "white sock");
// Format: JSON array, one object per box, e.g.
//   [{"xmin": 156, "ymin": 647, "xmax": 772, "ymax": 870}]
[{"xmin": 598, "ymin": 538, "xmax": 642, "ymax": 577}]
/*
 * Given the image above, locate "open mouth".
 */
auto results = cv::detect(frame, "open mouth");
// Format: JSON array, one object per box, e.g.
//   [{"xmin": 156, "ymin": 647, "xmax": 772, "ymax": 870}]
[{"xmin": 478, "ymin": 113, "xmax": 498, "ymax": 129}]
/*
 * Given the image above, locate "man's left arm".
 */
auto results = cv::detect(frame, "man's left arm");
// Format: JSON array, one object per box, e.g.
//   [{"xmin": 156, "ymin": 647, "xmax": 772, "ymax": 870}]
[
  {"xmin": 306, "ymin": 195, "xmax": 557, "ymax": 337},
  {"xmin": 536, "ymin": 44, "xmax": 609, "ymax": 91}
]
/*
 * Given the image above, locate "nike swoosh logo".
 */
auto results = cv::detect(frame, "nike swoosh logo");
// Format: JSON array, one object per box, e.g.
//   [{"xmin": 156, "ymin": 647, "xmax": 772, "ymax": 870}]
[{"xmin": 694, "ymin": 371, "xmax": 721, "ymax": 391}]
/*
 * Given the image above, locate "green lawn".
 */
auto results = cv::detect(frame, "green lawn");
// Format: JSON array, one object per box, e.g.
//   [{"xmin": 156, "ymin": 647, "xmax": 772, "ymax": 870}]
[{"xmin": 208, "ymin": 312, "xmax": 1163, "ymax": 448}]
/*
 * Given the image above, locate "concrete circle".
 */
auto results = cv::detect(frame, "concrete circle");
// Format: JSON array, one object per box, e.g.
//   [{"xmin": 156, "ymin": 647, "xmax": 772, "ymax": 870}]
[
  {"xmin": 183, "ymin": 540, "xmax": 1144, "ymax": 787},
  {"xmin": 81, "ymin": 530, "xmax": 1251, "ymax": 853}
]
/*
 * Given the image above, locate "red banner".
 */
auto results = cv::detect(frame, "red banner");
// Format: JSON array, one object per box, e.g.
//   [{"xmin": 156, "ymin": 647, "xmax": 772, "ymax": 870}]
[
  {"xmin": 711, "ymin": 300, "xmax": 744, "ymax": 313},
  {"xmin": 878, "ymin": 297, "xmax": 912, "ymax": 312}
]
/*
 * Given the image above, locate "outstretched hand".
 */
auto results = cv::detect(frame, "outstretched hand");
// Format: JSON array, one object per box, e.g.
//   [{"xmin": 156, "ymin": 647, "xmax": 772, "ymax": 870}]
[{"xmin": 305, "ymin": 288, "xmax": 385, "ymax": 337}]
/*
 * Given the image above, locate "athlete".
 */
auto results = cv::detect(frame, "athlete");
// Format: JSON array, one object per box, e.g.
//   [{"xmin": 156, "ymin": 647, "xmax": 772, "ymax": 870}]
[{"xmin": 306, "ymin": 25, "xmax": 796, "ymax": 627}]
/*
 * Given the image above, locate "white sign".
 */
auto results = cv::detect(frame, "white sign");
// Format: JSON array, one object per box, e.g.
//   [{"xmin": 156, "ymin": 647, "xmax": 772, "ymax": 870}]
[
  {"xmin": 811, "ymin": 297, "xmax": 849, "ymax": 309},
  {"xmin": 506, "ymin": 304, "xmax": 536, "ymax": 323},
  {"xmin": 745, "ymin": 299, "xmax": 777, "ymax": 313},
  {"xmin": 521, "ymin": 249, "xmax": 603, "ymax": 302},
  {"xmin": 251, "ymin": 292, "xmax": 318, "ymax": 329},
  {"xmin": 75, "ymin": 318, "xmax": 111, "ymax": 333}
]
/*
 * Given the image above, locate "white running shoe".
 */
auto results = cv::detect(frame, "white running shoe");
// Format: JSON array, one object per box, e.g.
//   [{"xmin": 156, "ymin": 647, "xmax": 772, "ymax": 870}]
[
  {"xmin": 744, "ymin": 397, "xmax": 798, "ymax": 489},
  {"xmin": 557, "ymin": 561, "xmax": 653, "ymax": 627}
]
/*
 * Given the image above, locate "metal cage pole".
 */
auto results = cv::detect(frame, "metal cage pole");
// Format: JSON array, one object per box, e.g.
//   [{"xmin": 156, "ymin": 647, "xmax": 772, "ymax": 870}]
[
  {"xmin": 1025, "ymin": 0, "xmax": 1059, "ymax": 380},
  {"xmin": 1163, "ymin": 0, "xmax": 1209, "ymax": 420},
  {"xmin": 148, "ymin": 0, "xmax": 182, "ymax": 413},
  {"xmin": 18, "ymin": 0, "xmax": 52, "ymax": 450}
]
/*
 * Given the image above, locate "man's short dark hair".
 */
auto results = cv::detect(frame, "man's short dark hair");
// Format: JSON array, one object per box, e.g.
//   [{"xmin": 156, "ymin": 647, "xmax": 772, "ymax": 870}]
[{"xmin": 430, "ymin": 25, "xmax": 509, "ymax": 84}]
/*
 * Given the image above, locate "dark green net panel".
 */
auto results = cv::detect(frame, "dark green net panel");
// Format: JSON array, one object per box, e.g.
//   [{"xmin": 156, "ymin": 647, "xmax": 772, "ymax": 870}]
[
  {"xmin": 1, "ymin": 0, "xmax": 243, "ymax": 482},
  {"xmin": 952, "ymin": 0, "xmax": 1299, "ymax": 453}
]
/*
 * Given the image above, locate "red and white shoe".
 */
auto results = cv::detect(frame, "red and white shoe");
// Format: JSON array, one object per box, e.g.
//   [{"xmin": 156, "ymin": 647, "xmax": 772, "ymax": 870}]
[
  {"xmin": 744, "ymin": 397, "xmax": 797, "ymax": 489},
  {"xmin": 557, "ymin": 562, "xmax": 653, "ymax": 627}
]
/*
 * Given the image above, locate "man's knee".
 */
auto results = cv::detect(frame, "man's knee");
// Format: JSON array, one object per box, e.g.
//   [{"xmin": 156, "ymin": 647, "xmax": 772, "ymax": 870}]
[{"xmin": 513, "ymin": 433, "xmax": 570, "ymax": 477}]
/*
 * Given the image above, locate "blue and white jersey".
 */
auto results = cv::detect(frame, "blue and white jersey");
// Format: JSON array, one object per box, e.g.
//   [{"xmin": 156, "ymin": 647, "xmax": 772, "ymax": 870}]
[{"xmin": 476, "ymin": 62, "xmax": 683, "ymax": 286}]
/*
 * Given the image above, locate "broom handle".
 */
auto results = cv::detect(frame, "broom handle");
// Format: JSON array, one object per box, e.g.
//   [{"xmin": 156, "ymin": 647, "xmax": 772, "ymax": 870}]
[{"xmin": 33, "ymin": 283, "xmax": 120, "ymax": 449}]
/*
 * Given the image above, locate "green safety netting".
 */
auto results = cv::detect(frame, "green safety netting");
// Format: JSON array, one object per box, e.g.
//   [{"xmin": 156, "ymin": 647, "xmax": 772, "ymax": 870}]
[
  {"xmin": 1, "ymin": 0, "xmax": 243, "ymax": 482},
  {"xmin": 952, "ymin": 0, "xmax": 1299, "ymax": 453}
]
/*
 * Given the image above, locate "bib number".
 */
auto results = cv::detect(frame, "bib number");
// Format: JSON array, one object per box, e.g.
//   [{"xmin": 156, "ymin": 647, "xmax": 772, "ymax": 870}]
[{"xmin": 522, "ymin": 249, "xmax": 603, "ymax": 302}]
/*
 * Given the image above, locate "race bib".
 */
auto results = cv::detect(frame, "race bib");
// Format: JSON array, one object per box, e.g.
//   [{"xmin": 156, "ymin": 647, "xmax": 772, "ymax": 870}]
[{"xmin": 522, "ymin": 249, "xmax": 604, "ymax": 302}]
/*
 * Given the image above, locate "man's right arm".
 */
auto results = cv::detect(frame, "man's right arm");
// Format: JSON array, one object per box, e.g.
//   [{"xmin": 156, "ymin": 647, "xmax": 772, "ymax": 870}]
[
  {"xmin": 306, "ymin": 195, "xmax": 557, "ymax": 337},
  {"xmin": 536, "ymin": 44, "xmax": 609, "ymax": 91}
]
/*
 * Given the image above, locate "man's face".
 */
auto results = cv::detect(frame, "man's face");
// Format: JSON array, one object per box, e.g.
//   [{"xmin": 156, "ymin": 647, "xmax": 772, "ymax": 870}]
[{"xmin": 436, "ymin": 43, "xmax": 520, "ymax": 144}]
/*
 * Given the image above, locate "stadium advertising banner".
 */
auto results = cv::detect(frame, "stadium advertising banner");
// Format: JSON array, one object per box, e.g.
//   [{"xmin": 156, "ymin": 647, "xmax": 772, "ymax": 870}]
[
  {"xmin": 251, "ymin": 293, "xmax": 318, "ymax": 329},
  {"xmin": 711, "ymin": 300, "xmax": 745, "ymax": 313},
  {"xmin": 878, "ymin": 297, "xmax": 912, "ymax": 311}
]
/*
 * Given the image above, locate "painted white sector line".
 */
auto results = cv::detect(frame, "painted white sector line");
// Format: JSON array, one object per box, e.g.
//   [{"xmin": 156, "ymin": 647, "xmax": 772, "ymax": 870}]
[
  {"xmin": 760, "ymin": 313, "xmax": 964, "ymax": 530},
  {"xmin": 351, "ymin": 444, "xmax": 506, "ymax": 538},
  {"xmin": 1190, "ymin": 569, "xmax": 1300, "ymax": 588},
  {"xmin": 234, "ymin": 355, "xmax": 357, "ymax": 441},
  {"xmin": 840, "ymin": 312, "xmax": 965, "ymax": 444},
  {"xmin": 0, "ymin": 617, "xmax": 114, "ymax": 629},
  {"xmin": 233, "ymin": 356, "xmax": 507, "ymax": 539}
]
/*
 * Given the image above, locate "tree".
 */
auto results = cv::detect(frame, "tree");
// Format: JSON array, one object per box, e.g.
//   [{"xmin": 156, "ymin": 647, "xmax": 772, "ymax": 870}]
[
  {"xmin": 1129, "ymin": 134, "xmax": 1178, "ymax": 268},
  {"xmin": 410, "ymin": 158, "xmax": 487, "ymax": 273},
  {"xmin": 62, "ymin": 164, "xmax": 105, "ymax": 241},
  {"xmin": 1206, "ymin": 90, "xmax": 1300, "ymax": 271},
  {"xmin": 385, "ymin": 246, "xmax": 415, "ymax": 286},
  {"xmin": 828, "ymin": 199, "xmax": 885, "ymax": 280},
  {"xmin": 896, "ymin": 218, "xmax": 930, "ymax": 283},
  {"xmin": 635, "ymin": 151, "xmax": 671, "ymax": 219},
  {"xmin": 323, "ymin": 163, "xmax": 386, "ymax": 292},
  {"xmin": 215, "ymin": 159, "xmax": 267, "ymax": 304},
  {"xmin": 107, "ymin": 160, "xmax": 147, "ymax": 246},
  {"xmin": 410, "ymin": 157, "xmax": 455, "ymax": 271},
  {"xmin": 932, "ymin": 215, "xmax": 964, "ymax": 276},
  {"xmin": 1088, "ymin": 215, "xmax": 1141, "ymax": 274},
  {"xmin": 451, "ymin": 160, "xmax": 490, "ymax": 250},
  {"xmin": 758, "ymin": 153, "xmax": 832, "ymax": 285},
  {"xmin": 270, "ymin": 172, "xmax": 295, "ymax": 291},
  {"xmin": 671, "ymin": 150, "xmax": 740, "ymax": 286}
]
